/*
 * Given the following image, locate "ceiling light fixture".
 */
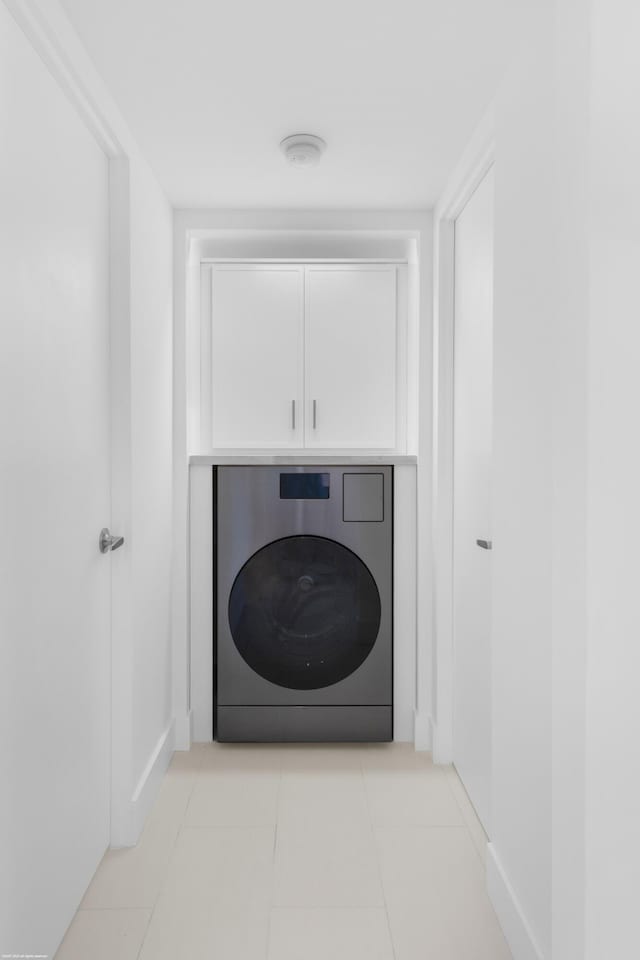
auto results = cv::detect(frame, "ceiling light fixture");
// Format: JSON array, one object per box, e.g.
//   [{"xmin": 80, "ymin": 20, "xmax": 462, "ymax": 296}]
[{"xmin": 279, "ymin": 133, "xmax": 327, "ymax": 168}]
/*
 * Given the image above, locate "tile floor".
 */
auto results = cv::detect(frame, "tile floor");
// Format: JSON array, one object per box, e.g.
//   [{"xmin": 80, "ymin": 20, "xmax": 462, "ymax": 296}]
[{"xmin": 55, "ymin": 743, "xmax": 512, "ymax": 959}]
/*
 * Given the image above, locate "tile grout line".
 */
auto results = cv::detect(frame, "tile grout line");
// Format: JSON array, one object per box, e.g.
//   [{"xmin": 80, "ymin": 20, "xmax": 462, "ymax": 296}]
[
  {"xmin": 134, "ymin": 758, "xmax": 202, "ymax": 959},
  {"xmin": 265, "ymin": 764, "xmax": 283, "ymax": 960},
  {"xmin": 359, "ymin": 751, "xmax": 397, "ymax": 960},
  {"xmin": 77, "ymin": 905, "xmax": 152, "ymax": 912},
  {"xmin": 133, "ymin": 907, "xmax": 154, "ymax": 960},
  {"xmin": 441, "ymin": 764, "xmax": 489, "ymax": 868}
]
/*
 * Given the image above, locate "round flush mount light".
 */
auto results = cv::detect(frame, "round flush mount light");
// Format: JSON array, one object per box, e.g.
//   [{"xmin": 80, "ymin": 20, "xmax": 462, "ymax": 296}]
[{"xmin": 279, "ymin": 133, "xmax": 327, "ymax": 168}]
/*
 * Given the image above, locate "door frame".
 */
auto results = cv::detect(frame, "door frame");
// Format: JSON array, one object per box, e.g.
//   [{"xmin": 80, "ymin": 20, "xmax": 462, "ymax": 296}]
[
  {"xmin": 6, "ymin": 0, "xmax": 135, "ymax": 846},
  {"xmin": 432, "ymin": 121, "xmax": 495, "ymax": 763}
]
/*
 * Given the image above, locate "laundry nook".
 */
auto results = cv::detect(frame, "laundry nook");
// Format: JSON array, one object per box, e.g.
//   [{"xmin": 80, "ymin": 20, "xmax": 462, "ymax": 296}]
[{"xmin": 185, "ymin": 248, "xmax": 423, "ymax": 752}]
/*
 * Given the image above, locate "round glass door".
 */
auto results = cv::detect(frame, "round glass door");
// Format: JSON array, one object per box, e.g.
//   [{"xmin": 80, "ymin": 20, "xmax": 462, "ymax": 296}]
[{"xmin": 228, "ymin": 535, "xmax": 381, "ymax": 690}]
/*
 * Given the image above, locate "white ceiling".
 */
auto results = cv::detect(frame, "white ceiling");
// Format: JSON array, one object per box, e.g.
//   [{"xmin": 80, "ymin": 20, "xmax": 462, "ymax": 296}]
[{"xmin": 60, "ymin": 0, "xmax": 524, "ymax": 209}]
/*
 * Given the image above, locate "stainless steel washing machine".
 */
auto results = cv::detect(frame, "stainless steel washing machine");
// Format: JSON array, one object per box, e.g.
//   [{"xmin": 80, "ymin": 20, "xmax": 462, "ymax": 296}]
[{"xmin": 215, "ymin": 465, "xmax": 393, "ymax": 742}]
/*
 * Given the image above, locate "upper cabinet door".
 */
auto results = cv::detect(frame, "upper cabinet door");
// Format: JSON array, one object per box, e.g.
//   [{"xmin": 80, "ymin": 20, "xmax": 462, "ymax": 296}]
[
  {"xmin": 211, "ymin": 266, "xmax": 304, "ymax": 447},
  {"xmin": 305, "ymin": 266, "xmax": 398, "ymax": 449}
]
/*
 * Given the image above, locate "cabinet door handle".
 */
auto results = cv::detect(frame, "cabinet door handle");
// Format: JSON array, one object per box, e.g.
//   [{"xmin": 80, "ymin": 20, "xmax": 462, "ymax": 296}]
[
  {"xmin": 476, "ymin": 539, "xmax": 492, "ymax": 550},
  {"xmin": 313, "ymin": 399, "xmax": 317, "ymax": 429},
  {"xmin": 291, "ymin": 399, "xmax": 296, "ymax": 430}
]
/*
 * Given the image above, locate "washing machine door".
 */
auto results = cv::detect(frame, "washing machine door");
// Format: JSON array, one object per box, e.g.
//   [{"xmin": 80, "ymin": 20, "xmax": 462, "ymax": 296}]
[{"xmin": 228, "ymin": 535, "xmax": 381, "ymax": 690}]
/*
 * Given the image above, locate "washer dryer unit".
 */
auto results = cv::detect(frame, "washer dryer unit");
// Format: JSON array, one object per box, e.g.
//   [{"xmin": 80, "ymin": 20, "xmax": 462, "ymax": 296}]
[{"xmin": 215, "ymin": 465, "xmax": 392, "ymax": 742}]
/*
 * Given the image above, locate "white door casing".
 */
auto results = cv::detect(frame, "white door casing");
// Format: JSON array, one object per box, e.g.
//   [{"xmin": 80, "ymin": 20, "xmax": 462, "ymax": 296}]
[{"xmin": 452, "ymin": 166, "xmax": 494, "ymax": 832}]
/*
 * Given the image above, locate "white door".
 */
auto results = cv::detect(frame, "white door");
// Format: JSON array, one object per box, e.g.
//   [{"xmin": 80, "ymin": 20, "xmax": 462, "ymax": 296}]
[
  {"xmin": 305, "ymin": 266, "xmax": 397, "ymax": 449},
  {"xmin": 452, "ymin": 167, "xmax": 494, "ymax": 832},
  {"xmin": 0, "ymin": 8, "xmax": 112, "ymax": 956},
  {"xmin": 210, "ymin": 266, "xmax": 304, "ymax": 447}
]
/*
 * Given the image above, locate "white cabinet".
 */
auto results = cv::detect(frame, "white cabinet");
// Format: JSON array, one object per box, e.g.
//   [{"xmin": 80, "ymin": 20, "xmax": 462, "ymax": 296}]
[
  {"xmin": 208, "ymin": 263, "xmax": 400, "ymax": 450},
  {"xmin": 210, "ymin": 266, "xmax": 304, "ymax": 448},
  {"xmin": 305, "ymin": 266, "xmax": 397, "ymax": 448}
]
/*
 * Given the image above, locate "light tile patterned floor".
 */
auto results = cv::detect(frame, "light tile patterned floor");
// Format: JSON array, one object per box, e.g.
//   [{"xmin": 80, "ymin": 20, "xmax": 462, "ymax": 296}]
[{"xmin": 55, "ymin": 743, "xmax": 512, "ymax": 960}]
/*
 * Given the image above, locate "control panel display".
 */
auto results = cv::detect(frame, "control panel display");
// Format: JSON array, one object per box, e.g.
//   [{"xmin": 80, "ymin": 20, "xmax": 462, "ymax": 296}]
[{"xmin": 279, "ymin": 473, "xmax": 330, "ymax": 499}]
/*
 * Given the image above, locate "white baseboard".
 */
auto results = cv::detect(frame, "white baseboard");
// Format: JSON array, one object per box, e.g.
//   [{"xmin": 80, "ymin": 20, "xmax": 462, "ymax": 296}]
[
  {"xmin": 129, "ymin": 719, "xmax": 175, "ymax": 843},
  {"xmin": 173, "ymin": 710, "xmax": 192, "ymax": 751},
  {"xmin": 394, "ymin": 702, "xmax": 415, "ymax": 743},
  {"xmin": 191, "ymin": 695, "xmax": 212, "ymax": 743},
  {"xmin": 432, "ymin": 718, "xmax": 453, "ymax": 764},
  {"xmin": 487, "ymin": 843, "xmax": 544, "ymax": 960},
  {"xmin": 413, "ymin": 710, "xmax": 434, "ymax": 752}
]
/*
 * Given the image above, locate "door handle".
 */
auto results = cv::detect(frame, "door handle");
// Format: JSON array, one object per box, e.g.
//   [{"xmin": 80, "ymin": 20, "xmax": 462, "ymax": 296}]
[
  {"xmin": 313, "ymin": 399, "xmax": 317, "ymax": 430},
  {"xmin": 291, "ymin": 399, "xmax": 296, "ymax": 430},
  {"xmin": 476, "ymin": 539, "xmax": 492, "ymax": 550},
  {"xmin": 99, "ymin": 527, "xmax": 125, "ymax": 554}
]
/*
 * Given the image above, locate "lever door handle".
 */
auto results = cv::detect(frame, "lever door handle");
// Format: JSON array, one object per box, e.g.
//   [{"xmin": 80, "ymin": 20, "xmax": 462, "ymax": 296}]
[
  {"xmin": 476, "ymin": 539, "xmax": 492, "ymax": 550},
  {"xmin": 99, "ymin": 528, "xmax": 125, "ymax": 554}
]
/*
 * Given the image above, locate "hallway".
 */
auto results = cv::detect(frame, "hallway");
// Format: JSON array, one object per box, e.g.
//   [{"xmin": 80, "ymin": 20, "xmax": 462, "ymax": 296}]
[
  {"xmin": 5, "ymin": 0, "xmax": 639, "ymax": 955},
  {"xmin": 55, "ymin": 744, "xmax": 510, "ymax": 959}
]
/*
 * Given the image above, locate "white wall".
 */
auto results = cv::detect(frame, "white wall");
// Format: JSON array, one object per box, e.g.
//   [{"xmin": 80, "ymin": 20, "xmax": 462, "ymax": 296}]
[
  {"xmin": 488, "ymin": 8, "xmax": 554, "ymax": 957},
  {"xmin": 130, "ymin": 163, "xmax": 174, "ymax": 794},
  {"xmin": 549, "ymin": 0, "xmax": 589, "ymax": 955},
  {"xmin": 489, "ymin": 3, "xmax": 640, "ymax": 957},
  {"xmin": 436, "ymin": 1, "xmax": 640, "ymax": 958},
  {"xmin": 584, "ymin": 0, "xmax": 640, "ymax": 954},
  {"xmin": 431, "ymin": 92, "xmax": 556, "ymax": 951}
]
